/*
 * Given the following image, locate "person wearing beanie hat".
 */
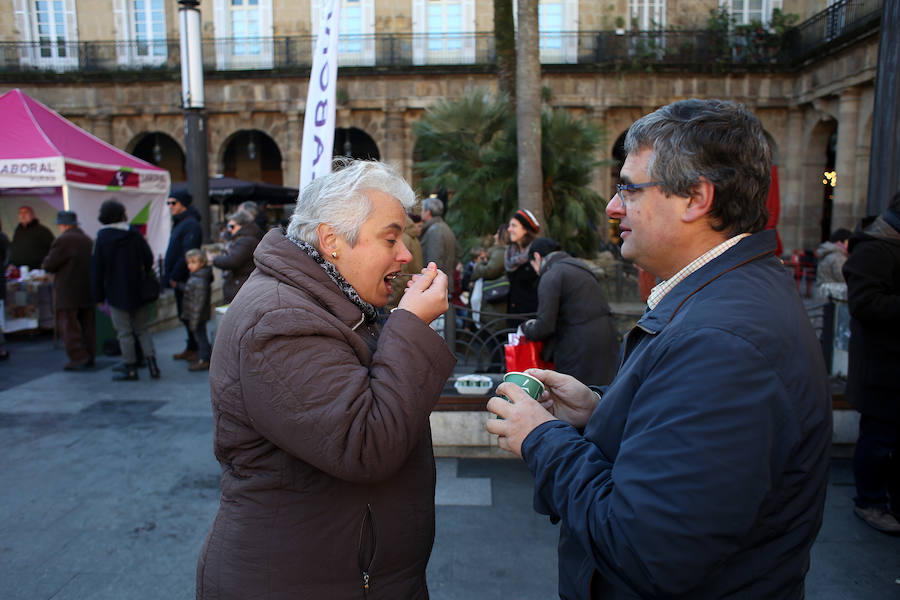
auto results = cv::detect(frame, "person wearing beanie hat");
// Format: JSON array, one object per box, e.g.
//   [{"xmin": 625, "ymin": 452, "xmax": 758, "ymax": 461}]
[
  {"xmin": 521, "ymin": 237, "xmax": 619, "ymax": 385},
  {"xmin": 169, "ymin": 187, "xmax": 193, "ymax": 206},
  {"xmin": 504, "ymin": 208, "xmax": 541, "ymax": 326},
  {"xmin": 164, "ymin": 187, "xmax": 203, "ymax": 360},
  {"xmin": 842, "ymin": 191, "xmax": 900, "ymax": 534},
  {"xmin": 41, "ymin": 210, "xmax": 95, "ymax": 371},
  {"xmin": 512, "ymin": 208, "xmax": 540, "ymax": 234}
]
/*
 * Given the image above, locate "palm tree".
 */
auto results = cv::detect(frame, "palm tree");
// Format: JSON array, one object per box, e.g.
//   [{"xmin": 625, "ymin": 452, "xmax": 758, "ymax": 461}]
[
  {"xmin": 494, "ymin": 0, "xmax": 516, "ymax": 102},
  {"xmin": 516, "ymin": 0, "xmax": 543, "ymax": 226},
  {"xmin": 413, "ymin": 91, "xmax": 608, "ymax": 257}
]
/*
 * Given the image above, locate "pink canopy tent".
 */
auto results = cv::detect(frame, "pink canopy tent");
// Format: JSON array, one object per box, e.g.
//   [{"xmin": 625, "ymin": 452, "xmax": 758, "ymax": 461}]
[{"xmin": 0, "ymin": 88, "xmax": 171, "ymax": 261}]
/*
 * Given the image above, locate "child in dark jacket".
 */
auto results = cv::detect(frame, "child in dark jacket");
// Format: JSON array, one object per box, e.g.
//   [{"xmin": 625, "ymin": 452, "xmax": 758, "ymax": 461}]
[{"xmin": 177, "ymin": 248, "xmax": 213, "ymax": 371}]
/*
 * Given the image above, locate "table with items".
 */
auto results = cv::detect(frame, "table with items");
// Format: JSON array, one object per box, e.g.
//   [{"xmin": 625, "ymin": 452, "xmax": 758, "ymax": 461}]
[{"xmin": 3, "ymin": 272, "xmax": 54, "ymax": 333}]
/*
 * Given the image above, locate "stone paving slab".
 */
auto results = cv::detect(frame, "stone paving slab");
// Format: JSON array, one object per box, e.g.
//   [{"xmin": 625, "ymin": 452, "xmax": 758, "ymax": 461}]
[{"xmin": 0, "ymin": 325, "xmax": 898, "ymax": 599}]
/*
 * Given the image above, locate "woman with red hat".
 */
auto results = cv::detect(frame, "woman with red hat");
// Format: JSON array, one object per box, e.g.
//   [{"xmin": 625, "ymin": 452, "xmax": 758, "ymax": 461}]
[{"xmin": 505, "ymin": 208, "xmax": 541, "ymax": 326}]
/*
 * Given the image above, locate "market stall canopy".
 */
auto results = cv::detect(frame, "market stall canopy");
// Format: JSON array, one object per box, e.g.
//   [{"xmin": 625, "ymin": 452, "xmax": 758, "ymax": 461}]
[
  {"xmin": 0, "ymin": 88, "xmax": 170, "ymax": 261},
  {"xmin": 170, "ymin": 177, "xmax": 299, "ymax": 206}
]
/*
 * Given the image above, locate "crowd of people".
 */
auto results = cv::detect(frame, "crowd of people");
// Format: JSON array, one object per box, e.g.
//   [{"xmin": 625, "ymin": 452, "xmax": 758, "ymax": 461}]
[
  {"xmin": 0, "ymin": 193, "xmax": 265, "ymax": 377},
  {"xmin": 0, "ymin": 98, "xmax": 896, "ymax": 599}
]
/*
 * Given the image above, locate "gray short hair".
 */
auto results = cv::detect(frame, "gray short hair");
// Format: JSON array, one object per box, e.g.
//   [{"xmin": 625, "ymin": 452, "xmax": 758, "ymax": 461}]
[
  {"xmin": 238, "ymin": 201, "xmax": 259, "ymax": 217},
  {"xmin": 286, "ymin": 159, "xmax": 417, "ymax": 247},
  {"xmin": 624, "ymin": 99, "xmax": 771, "ymax": 236},
  {"xmin": 422, "ymin": 196, "xmax": 444, "ymax": 217},
  {"xmin": 227, "ymin": 210, "xmax": 254, "ymax": 226}
]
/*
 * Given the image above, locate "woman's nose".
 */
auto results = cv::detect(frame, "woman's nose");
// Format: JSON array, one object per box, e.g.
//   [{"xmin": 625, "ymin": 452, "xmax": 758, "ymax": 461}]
[{"xmin": 397, "ymin": 240, "xmax": 412, "ymax": 263}]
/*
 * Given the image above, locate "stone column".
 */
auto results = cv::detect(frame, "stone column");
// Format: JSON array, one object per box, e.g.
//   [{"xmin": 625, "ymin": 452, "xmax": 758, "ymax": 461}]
[
  {"xmin": 833, "ymin": 87, "xmax": 860, "ymax": 230},
  {"xmin": 779, "ymin": 108, "xmax": 805, "ymax": 253},
  {"xmin": 90, "ymin": 114, "xmax": 113, "ymax": 144},
  {"xmin": 383, "ymin": 107, "xmax": 408, "ymax": 180},
  {"xmin": 283, "ymin": 109, "xmax": 302, "ymax": 191}
]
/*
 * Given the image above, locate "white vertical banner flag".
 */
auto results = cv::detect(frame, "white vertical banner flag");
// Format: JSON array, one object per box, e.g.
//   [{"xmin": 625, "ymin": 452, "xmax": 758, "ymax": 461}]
[{"xmin": 300, "ymin": 0, "xmax": 342, "ymax": 191}]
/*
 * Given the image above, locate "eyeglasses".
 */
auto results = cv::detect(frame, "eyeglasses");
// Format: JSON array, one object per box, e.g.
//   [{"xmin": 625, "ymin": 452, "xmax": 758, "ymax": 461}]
[
  {"xmin": 166, "ymin": 201, "xmax": 177, "ymax": 206},
  {"xmin": 615, "ymin": 181, "xmax": 662, "ymax": 202},
  {"xmin": 226, "ymin": 223, "xmax": 236, "ymax": 230}
]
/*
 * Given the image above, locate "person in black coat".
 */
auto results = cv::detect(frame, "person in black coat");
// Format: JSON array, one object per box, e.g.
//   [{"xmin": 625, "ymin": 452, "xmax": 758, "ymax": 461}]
[
  {"xmin": 521, "ymin": 238, "xmax": 620, "ymax": 386},
  {"xmin": 842, "ymin": 193, "xmax": 900, "ymax": 535},
  {"xmin": 10, "ymin": 205, "xmax": 54, "ymax": 269},
  {"xmin": 91, "ymin": 199, "xmax": 160, "ymax": 381},
  {"xmin": 163, "ymin": 189, "xmax": 203, "ymax": 361},
  {"xmin": 505, "ymin": 209, "xmax": 541, "ymax": 328}
]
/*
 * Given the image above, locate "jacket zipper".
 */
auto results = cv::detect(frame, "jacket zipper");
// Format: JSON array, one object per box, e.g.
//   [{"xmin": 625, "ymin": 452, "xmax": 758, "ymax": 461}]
[{"xmin": 358, "ymin": 503, "xmax": 377, "ymax": 598}]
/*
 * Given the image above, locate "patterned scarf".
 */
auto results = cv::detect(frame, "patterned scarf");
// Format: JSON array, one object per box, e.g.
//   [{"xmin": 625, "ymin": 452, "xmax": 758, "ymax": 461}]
[
  {"xmin": 504, "ymin": 242, "xmax": 533, "ymax": 272},
  {"xmin": 289, "ymin": 237, "xmax": 379, "ymax": 324}
]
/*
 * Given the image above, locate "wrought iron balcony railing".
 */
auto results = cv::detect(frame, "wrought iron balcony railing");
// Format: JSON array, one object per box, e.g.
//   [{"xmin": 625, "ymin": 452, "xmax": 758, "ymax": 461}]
[{"xmin": 0, "ymin": 0, "xmax": 881, "ymax": 77}]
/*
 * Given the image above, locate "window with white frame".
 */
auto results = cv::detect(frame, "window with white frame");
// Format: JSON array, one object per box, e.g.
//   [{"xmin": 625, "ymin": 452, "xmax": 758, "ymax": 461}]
[
  {"xmin": 629, "ymin": 0, "xmax": 665, "ymax": 30},
  {"xmin": 723, "ymin": 0, "xmax": 782, "ymax": 26},
  {"xmin": 113, "ymin": 0, "xmax": 167, "ymax": 65},
  {"xmin": 538, "ymin": 0, "xmax": 577, "ymax": 64},
  {"xmin": 133, "ymin": 0, "xmax": 166, "ymax": 58},
  {"xmin": 311, "ymin": 0, "xmax": 375, "ymax": 66},
  {"xmin": 412, "ymin": 0, "xmax": 475, "ymax": 65},
  {"xmin": 13, "ymin": 0, "xmax": 78, "ymax": 70},
  {"xmin": 213, "ymin": 0, "xmax": 273, "ymax": 70},
  {"xmin": 512, "ymin": 0, "xmax": 578, "ymax": 64}
]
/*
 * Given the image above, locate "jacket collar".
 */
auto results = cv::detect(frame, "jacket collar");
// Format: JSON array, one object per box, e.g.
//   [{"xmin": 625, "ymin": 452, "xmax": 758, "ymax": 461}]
[
  {"xmin": 253, "ymin": 228, "xmax": 370, "ymax": 330},
  {"xmin": 636, "ymin": 229, "xmax": 777, "ymax": 334}
]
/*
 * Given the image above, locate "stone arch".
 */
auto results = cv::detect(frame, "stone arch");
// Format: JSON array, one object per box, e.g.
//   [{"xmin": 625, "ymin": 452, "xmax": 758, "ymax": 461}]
[
  {"xmin": 334, "ymin": 127, "xmax": 380, "ymax": 160},
  {"xmin": 800, "ymin": 116, "xmax": 837, "ymax": 249},
  {"xmin": 128, "ymin": 131, "xmax": 186, "ymax": 182},
  {"xmin": 219, "ymin": 129, "xmax": 284, "ymax": 186}
]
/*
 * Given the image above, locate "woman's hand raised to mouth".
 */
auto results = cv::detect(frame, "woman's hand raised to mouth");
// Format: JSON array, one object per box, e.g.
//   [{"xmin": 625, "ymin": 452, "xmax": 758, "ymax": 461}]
[{"xmin": 396, "ymin": 262, "xmax": 449, "ymax": 325}]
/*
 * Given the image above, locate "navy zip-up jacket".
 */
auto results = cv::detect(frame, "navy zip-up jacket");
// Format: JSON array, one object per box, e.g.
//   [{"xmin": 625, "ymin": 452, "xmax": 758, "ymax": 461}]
[{"xmin": 521, "ymin": 229, "xmax": 832, "ymax": 599}]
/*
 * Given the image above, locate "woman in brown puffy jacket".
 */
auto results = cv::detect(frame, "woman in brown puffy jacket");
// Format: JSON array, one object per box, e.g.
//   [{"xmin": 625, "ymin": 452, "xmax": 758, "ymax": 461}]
[
  {"xmin": 196, "ymin": 160, "xmax": 456, "ymax": 600},
  {"xmin": 212, "ymin": 210, "xmax": 261, "ymax": 304}
]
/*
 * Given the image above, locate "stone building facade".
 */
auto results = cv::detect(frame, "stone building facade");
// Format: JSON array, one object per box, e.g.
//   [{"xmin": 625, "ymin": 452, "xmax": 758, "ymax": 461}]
[{"xmin": 0, "ymin": 0, "xmax": 882, "ymax": 253}]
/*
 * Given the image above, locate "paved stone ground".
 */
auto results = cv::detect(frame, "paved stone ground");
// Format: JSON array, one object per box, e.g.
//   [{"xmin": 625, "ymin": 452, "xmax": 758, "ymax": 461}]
[{"xmin": 0, "ymin": 326, "xmax": 898, "ymax": 599}]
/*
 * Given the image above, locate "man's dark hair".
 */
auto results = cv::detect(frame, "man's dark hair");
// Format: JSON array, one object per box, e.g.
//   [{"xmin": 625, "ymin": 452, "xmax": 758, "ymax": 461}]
[{"xmin": 624, "ymin": 99, "xmax": 771, "ymax": 236}]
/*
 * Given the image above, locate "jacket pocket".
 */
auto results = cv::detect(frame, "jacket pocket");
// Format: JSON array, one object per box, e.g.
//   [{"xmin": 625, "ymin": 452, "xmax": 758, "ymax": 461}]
[{"xmin": 357, "ymin": 503, "xmax": 377, "ymax": 598}]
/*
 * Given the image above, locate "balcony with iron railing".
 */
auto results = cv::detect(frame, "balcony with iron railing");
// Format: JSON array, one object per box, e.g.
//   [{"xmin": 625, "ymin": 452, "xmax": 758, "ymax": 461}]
[{"xmin": 0, "ymin": 0, "xmax": 881, "ymax": 79}]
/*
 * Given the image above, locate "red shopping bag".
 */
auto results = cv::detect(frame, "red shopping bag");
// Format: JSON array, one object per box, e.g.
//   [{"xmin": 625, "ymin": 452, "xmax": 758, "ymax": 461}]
[{"xmin": 504, "ymin": 336, "xmax": 553, "ymax": 372}]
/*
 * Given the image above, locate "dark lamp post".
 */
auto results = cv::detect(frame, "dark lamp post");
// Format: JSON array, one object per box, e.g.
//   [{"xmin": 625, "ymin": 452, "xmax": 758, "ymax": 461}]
[{"xmin": 178, "ymin": 0, "xmax": 211, "ymax": 241}]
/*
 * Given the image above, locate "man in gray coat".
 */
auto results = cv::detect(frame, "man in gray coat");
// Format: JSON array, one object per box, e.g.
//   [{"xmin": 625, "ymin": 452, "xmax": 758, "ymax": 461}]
[{"xmin": 419, "ymin": 195, "xmax": 457, "ymax": 292}]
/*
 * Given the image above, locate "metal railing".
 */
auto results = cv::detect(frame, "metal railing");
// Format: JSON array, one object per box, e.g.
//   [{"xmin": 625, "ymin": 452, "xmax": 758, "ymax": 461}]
[
  {"xmin": 789, "ymin": 0, "xmax": 883, "ymax": 62},
  {"xmin": 0, "ymin": 2, "xmax": 882, "ymax": 76}
]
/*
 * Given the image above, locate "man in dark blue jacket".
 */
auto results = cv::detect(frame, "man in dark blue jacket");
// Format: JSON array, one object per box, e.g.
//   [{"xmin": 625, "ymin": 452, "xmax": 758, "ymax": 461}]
[
  {"xmin": 487, "ymin": 99, "xmax": 832, "ymax": 599},
  {"xmin": 164, "ymin": 189, "xmax": 203, "ymax": 361}
]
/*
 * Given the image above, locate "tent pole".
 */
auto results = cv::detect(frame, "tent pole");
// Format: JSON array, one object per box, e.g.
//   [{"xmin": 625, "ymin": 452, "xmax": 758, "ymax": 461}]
[{"xmin": 62, "ymin": 184, "xmax": 69, "ymax": 211}]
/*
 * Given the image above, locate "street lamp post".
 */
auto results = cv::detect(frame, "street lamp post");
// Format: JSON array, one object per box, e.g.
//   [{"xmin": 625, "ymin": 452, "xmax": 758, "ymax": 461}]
[{"xmin": 178, "ymin": 0, "xmax": 211, "ymax": 242}]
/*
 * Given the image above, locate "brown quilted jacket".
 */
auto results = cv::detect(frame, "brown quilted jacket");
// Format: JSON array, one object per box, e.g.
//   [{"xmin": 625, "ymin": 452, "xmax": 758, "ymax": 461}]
[{"xmin": 196, "ymin": 229, "xmax": 456, "ymax": 600}]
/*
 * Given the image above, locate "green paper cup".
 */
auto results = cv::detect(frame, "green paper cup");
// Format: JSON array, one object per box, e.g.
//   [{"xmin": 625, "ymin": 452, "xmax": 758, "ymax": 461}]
[{"xmin": 502, "ymin": 371, "xmax": 545, "ymax": 401}]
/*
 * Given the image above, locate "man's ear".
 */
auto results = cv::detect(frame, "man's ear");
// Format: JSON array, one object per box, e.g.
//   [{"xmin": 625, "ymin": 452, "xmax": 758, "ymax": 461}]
[{"xmin": 683, "ymin": 178, "xmax": 715, "ymax": 223}]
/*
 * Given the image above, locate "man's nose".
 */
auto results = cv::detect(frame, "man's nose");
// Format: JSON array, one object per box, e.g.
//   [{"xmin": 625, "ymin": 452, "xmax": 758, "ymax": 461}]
[{"xmin": 606, "ymin": 193, "xmax": 625, "ymax": 219}]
